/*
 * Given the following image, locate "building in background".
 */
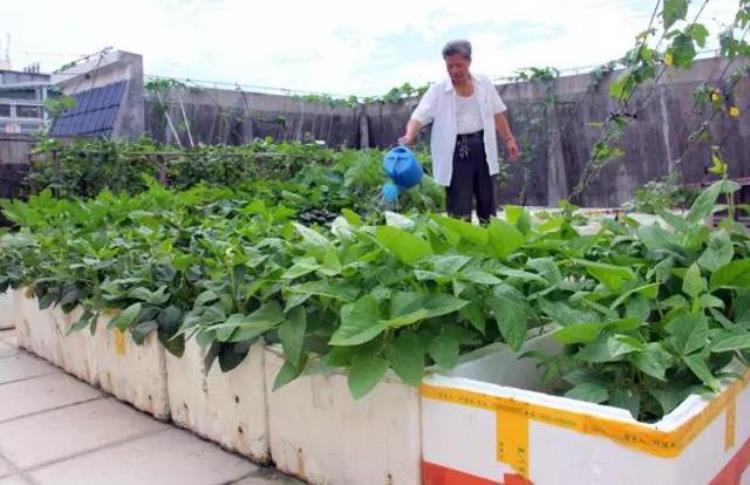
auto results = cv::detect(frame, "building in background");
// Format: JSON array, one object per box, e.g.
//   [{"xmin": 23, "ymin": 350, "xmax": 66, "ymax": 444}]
[{"xmin": 0, "ymin": 69, "xmax": 50, "ymax": 135}]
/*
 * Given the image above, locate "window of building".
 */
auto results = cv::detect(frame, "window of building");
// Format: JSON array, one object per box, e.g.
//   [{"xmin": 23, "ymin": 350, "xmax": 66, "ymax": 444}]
[{"xmin": 16, "ymin": 105, "xmax": 43, "ymax": 119}]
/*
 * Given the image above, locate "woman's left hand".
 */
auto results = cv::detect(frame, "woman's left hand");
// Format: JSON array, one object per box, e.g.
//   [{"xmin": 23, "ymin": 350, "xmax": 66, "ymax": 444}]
[{"xmin": 506, "ymin": 137, "xmax": 520, "ymax": 162}]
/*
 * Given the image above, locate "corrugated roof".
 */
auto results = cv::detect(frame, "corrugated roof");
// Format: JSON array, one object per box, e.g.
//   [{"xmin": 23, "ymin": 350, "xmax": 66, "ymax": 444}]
[{"xmin": 49, "ymin": 81, "xmax": 125, "ymax": 138}]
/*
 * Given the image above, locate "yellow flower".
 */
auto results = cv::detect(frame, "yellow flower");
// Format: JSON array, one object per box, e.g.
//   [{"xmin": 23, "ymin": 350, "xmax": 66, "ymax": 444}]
[
  {"xmin": 729, "ymin": 106, "xmax": 741, "ymax": 118},
  {"xmin": 711, "ymin": 90, "xmax": 722, "ymax": 103},
  {"xmin": 664, "ymin": 53, "xmax": 674, "ymax": 67}
]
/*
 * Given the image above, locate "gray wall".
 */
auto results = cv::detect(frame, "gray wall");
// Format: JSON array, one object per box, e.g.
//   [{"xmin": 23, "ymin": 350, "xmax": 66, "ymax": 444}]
[{"xmin": 145, "ymin": 88, "xmax": 363, "ymax": 148}]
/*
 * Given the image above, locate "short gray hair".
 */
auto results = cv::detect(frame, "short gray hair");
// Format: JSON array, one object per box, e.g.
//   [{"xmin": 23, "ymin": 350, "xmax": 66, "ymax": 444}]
[{"xmin": 442, "ymin": 40, "xmax": 472, "ymax": 60}]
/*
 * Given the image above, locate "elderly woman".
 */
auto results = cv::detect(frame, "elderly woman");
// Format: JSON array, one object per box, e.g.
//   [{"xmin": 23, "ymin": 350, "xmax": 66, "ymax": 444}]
[{"xmin": 399, "ymin": 40, "xmax": 519, "ymax": 223}]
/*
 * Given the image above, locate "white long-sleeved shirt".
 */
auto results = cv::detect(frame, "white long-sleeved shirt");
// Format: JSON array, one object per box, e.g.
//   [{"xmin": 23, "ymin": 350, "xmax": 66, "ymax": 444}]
[{"xmin": 411, "ymin": 75, "xmax": 507, "ymax": 186}]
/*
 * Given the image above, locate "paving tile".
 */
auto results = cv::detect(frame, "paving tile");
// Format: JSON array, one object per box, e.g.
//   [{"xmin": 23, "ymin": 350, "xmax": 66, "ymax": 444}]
[
  {"xmin": 0, "ymin": 455, "xmax": 12, "ymax": 479},
  {"xmin": 0, "ymin": 476, "xmax": 30, "ymax": 485},
  {"xmin": 0, "ymin": 353, "xmax": 58, "ymax": 384},
  {"xmin": 29, "ymin": 428, "xmax": 258, "ymax": 485},
  {"xmin": 0, "ymin": 398, "xmax": 167, "ymax": 470},
  {"xmin": 0, "ymin": 374, "xmax": 102, "ymax": 422},
  {"xmin": 0, "ymin": 343, "xmax": 17, "ymax": 359}
]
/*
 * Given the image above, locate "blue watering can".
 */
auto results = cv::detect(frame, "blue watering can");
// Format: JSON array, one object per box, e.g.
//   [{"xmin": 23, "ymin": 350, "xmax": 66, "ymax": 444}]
[{"xmin": 381, "ymin": 146, "xmax": 423, "ymax": 202}]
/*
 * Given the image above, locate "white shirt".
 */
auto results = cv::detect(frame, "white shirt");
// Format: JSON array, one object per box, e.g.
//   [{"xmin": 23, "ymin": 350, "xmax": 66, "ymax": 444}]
[
  {"xmin": 411, "ymin": 75, "xmax": 507, "ymax": 186},
  {"xmin": 455, "ymin": 94, "xmax": 483, "ymax": 134}
]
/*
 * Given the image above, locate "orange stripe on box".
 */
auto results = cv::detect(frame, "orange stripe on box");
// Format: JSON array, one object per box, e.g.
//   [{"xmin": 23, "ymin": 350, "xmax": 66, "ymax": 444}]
[
  {"xmin": 710, "ymin": 435, "xmax": 750, "ymax": 485},
  {"xmin": 421, "ymin": 461, "xmax": 531, "ymax": 485},
  {"xmin": 422, "ymin": 374, "xmax": 749, "ymax": 459}
]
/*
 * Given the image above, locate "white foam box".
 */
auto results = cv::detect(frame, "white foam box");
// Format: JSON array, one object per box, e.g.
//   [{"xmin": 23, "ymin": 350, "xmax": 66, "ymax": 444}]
[
  {"xmin": 13, "ymin": 288, "xmax": 64, "ymax": 366},
  {"xmin": 93, "ymin": 313, "xmax": 170, "ymax": 420},
  {"xmin": 54, "ymin": 306, "xmax": 98, "ymax": 386},
  {"xmin": 264, "ymin": 346, "xmax": 422, "ymax": 485},
  {"xmin": 0, "ymin": 290, "xmax": 18, "ymax": 330},
  {"xmin": 421, "ymin": 333, "xmax": 750, "ymax": 485},
  {"xmin": 166, "ymin": 339, "xmax": 270, "ymax": 463}
]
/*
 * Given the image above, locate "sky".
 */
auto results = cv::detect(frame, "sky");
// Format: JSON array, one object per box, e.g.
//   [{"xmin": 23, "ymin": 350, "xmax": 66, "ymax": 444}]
[{"xmin": 1, "ymin": 0, "xmax": 742, "ymax": 97}]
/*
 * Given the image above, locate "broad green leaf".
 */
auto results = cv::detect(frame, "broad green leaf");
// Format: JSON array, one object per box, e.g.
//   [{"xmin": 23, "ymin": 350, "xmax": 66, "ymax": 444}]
[
  {"xmin": 573, "ymin": 259, "xmax": 636, "ymax": 291},
  {"xmin": 460, "ymin": 301, "xmax": 486, "ymax": 333},
  {"xmin": 486, "ymin": 285, "xmax": 528, "ymax": 351},
  {"xmin": 710, "ymin": 260, "xmax": 750, "ymax": 290},
  {"xmin": 273, "ymin": 356, "xmax": 308, "ymax": 391},
  {"xmin": 108, "ymin": 303, "xmax": 142, "ymax": 331},
  {"xmin": 288, "ymin": 280, "xmax": 360, "ymax": 302},
  {"xmin": 538, "ymin": 299, "xmax": 598, "ymax": 326},
  {"xmin": 577, "ymin": 339, "xmax": 621, "ymax": 363},
  {"xmin": 385, "ymin": 332, "xmax": 425, "ymax": 387},
  {"xmin": 553, "ymin": 322, "xmax": 603, "ymax": 344},
  {"xmin": 631, "ymin": 343, "xmax": 672, "ymax": 381},
  {"xmin": 330, "ymin": 296, "xmax": 387, "ymax": 346},
  {"xmin": 194, "ymin": 290, "xmax": 219, "ymax": 308},
  {"xmin": 609, "ymin": 388, "xmax": 641, "ymax": 419},
  {"xmin": 684, "ymin": 354, "xmax": 720, "ymax": 390},
  {"xmin": 429, "ymin": 334, "xmax": 461, "ymax": 369},
  {"xmin": 211, "ymin": 302, "xmax": 285, "ymax": 342},
  {"xmin": 682, "ymin": 263, "xmax": 706, "ymax": 299},
  {"xmin": 293, "ymin": 222, "xmax": 331, "ymax": 249},
  {"xmin": 387, "ymin": 292, "xmax": 468, "ymax": 328},
  {"xmin": 527, "ymin": 258, "xmax": 562, "ymax": 284},
  {"xmin": 667, "ymin": 313, "xmax": 709, "ymax": 355},
  {"xmin": 495, "ymin": 267, "xmax": 548, "ymax": 285},
  {"xmin": 564, "ymin": 382, "xmax": 609, "ymax": 404},
  {"xmin": 487, "ymin": 220, "xmax": 525, "ymax": 259},
  {"xmin": 348, "ymin": 353, "xmax": 389, "ymax": 399},
  {"xmin": 650, "ymin": 386, "xmax": 694, "ymax": 416},
  {"xmin": 663, "ymin": 0, "xmax": 688, "ymax": 30},
  {"xmin": 431, "ymin": 215, "xmax": 489, "ymax": 245},
  {"xmin": 279, "ymin": 307, "xmax": 307, "ymax": 366},
  {"xmin": 505, "ymin": 205, "xmax": 532, "ymax": 234},
  {"xmin": 607, "ymin": 334, "xmax": 644, "ymax": 358},
  {"xmin": 282, "ymin": 257, "xmax": 320, "ymax": 279},
  {"xmin": 66, "ymin": 309, "xmax": 95, "ymax": 335},
  {"xmin": 638, "ymin": 225, "xmax": 687, "ymax": 259},
  {"xmin": 711, "ymin": 333, "xmax": 750, "ymax": 353},
  {"xmin": 698, "ymin": 294, "xmax": 725, "ymax": 310},
  {"xmin": 610, "ymin": 283, "xmax": 660, "ymax": 310},
  {"xmin": 341, "ymin": 208, "xmax": 362, "ymax": 226},
  {"xmin": 687, "ymin": 23, "xmax": 709, "ymax": 47},
  {"xmin": 375, "ymin": 226, "xmax": 432, "ymax": 265},
  {"xmin": 625, "ymin": 294, "xmax": 651, "ymax": 322},
  {"xmin": 459, "ymin": 269, "xmax": 502, "ymax": 285},
  {"xmin": 697, "ymin": 230, "xmax": 734, "ymax": 273},
  {"xmin": 429, "ymin": 255, "xmax": 472, "ymax": 275},
  {"xmin": 686, "ymin": 180, "xmax": 739, "ymax": 224}
]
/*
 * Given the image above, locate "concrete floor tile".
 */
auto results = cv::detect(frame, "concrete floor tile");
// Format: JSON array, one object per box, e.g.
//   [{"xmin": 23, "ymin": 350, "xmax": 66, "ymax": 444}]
[
  {"xmin": 0, "ymin": 374, "xmax": 102, "ymax": 422},
  {"xmin": 0, "ymin": 398, "xmax": 167, "ymax": 470},
  {"xmin": 29, "ymin": 428, "xmax": 257, "ymax": 485},
  {"xmin": 0, "ymin": 476, "xmax": 30, "ymax": 485},
  {"xmin": 0, "ymin": 455, "xmax": 12, "ymax": 479},
  {"xmin": 0, "ymin": 354, "xmax": 58, "ymax": 384}
]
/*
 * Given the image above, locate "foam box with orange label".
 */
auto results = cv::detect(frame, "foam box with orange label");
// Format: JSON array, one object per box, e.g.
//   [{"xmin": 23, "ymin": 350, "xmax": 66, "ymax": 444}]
[{"xmin": 422, "ymin": 336, "xmax": 750, "ymax": 485}]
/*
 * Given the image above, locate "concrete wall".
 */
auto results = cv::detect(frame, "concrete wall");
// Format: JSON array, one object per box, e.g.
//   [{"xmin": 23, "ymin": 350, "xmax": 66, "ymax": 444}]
[{"xmin": 145, "ymin": 88, "xmax": 362, "ymax": 148}]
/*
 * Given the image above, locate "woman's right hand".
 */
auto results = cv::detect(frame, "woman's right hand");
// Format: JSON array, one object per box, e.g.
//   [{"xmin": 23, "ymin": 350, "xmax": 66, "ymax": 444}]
[{"xmin": 398, "ymin": 134, "xmax": 416, "ymax": 146}]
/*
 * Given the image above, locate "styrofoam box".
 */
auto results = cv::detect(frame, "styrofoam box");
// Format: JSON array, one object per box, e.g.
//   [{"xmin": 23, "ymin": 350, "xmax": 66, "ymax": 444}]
[
  {"xmin": 422, "ymin": 333, "xmax": 750, "ymax": 485},
  {"xmin": 93, "ymin": 313, "xmax": 170, "ymax": 420},
  {"xmin": 264, "ymin": 346, "xmax": 422, "ymax": 485},
  {"xmin": 55, "ymin": 306, "xmax": 98, "ymax": 386},
  {"xmin": 14, "ymin": 289, "xmax": 64, "ymax": 366},
  {"xmin": 0, "ymin": 290, "xmax": 18, "ymax": 330},
  {"xmin": 166, "ymin": 339, "xmax": 270, "ymax": 463}
]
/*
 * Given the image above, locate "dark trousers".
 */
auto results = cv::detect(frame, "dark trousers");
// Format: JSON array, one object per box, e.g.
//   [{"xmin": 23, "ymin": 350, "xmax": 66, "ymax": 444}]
[{"xmin": 446, "ymin": 130, "xmax": 496, "ymax": 224}]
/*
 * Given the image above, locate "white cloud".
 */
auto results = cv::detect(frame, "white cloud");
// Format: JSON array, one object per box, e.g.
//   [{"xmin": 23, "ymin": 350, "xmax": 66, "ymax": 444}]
[{"xmin": 3, "ymin": 0, "xmax": 741, "ymax": 96}]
